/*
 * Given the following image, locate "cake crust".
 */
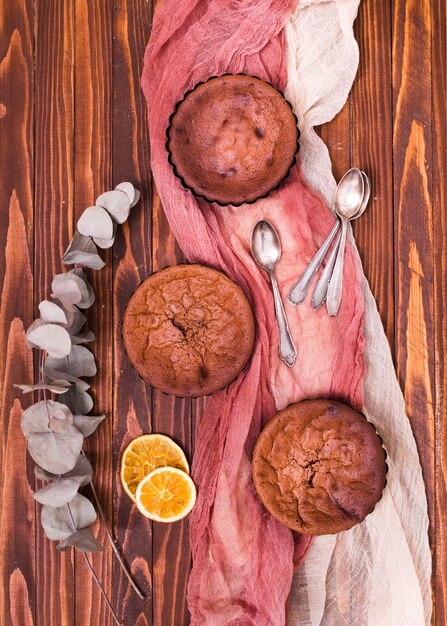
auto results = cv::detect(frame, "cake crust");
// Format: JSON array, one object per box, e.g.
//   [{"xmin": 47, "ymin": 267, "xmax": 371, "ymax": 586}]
[
  {"xmin": 122, "ymin": 264, "xmax": 255, "ymax": 397},
  {"xmin": 167, "ymin": 75, "xmax": 299, "ymax": 206},
  {"xmin": 252, "ymin": 399, "xmax": 387, "ymax": 535}
]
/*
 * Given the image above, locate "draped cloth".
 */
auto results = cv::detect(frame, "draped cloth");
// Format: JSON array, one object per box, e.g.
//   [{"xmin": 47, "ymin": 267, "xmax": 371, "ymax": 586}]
[{"xmin": 142, "ymin": 1, "xmax": 432, "ymax": 624}]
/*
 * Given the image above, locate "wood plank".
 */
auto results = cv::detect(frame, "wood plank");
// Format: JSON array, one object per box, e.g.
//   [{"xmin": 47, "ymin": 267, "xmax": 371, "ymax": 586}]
[
  {"xmin": 151, "ymin": 188, "xmax": 192, "ymax": 626},
  {"xmin": 0, "ymin": 3, "xmax": 35, "ymax": 623},
  {"xmin": 112, "ymin": 0, "xmax": 153, "ymax": 623},
  {"xmin": 73, "ymin": 0, "xmax": 114, "ymax": 623},
  {"xmin": 351, "ymin": 0, "xmax": 394, "ymax": 345},
  {"xmin": 431, "ymin": 0, "xmax": 447, "ymax": 622},
  {"xmin": 34, "ymin": 0, "xmax": 76, "ymax": 623},
  {"xmin": 392, "ymin": 0, "xmax": 437, "ymax": 623}
]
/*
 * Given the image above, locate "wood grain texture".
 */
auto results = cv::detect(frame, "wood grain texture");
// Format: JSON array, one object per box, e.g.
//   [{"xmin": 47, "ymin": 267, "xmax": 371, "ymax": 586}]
[
  {"xmin": 34, "ymin": 0, "xmax": 76, "ymax": 623},
  {"xmin": 431, "ymin": 0, "xmax": 447, "ymax": 621},
  {"xmin": 73, "ymin": 0, "xmax": 113, "ymax": 624},
  {"xmin": 0, "ymin": 5, "xmax": 35, "ymax": 622},
  {"xmin": 112, "ymin": 1, "xmax": 153, "ymax": 624},
  {"xmin": 0, "ymin": 0, "xmax": 445, "ymax": 624}
]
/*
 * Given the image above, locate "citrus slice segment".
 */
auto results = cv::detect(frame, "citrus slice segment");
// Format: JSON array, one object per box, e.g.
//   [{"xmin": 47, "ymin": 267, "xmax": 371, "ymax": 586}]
[
  {"xmin": 120, "ymin": 434, "xmax": 189, "ymax": 501},
  {"xmin": 135, "ymin": 467, "xmax": 196, "ymax": 522}
]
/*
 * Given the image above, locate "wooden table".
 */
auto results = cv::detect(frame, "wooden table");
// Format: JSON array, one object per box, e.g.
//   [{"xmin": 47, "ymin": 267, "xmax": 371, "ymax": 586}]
[{"xmin": 1, "ymin": 0, "xmax": 445, "ymax": 624}]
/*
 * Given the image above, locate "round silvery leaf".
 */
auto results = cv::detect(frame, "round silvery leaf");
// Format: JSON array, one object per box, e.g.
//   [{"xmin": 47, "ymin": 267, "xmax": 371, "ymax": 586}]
[
  {"xmin": 77, "ymin": 206, "xmax": 114, "ymax": 240},
  {"xmin": 57, "ymin": 527, "xmax": 103, "ymax": 553},
  {"xmin": 130, "ymin": 188, "xmax": 140, "ymax": 208},
  {"xmin": 93, "ymin": 230, "xmax": 116, "ymax": 249},
  {"xmin": 39, "ymin": 300, "xmax": 68, "ymax": 325},
  {"xmin": 70, "ymin": 330, "xmax": 95, "ymax": 345},
  {"xmin": 33, "ymin": 474, "xmax": 85, "ymax": 507},
  {"xmin": 95, "ymin": 190, "xmax": 130, "ymax": 224},
  {"xmin": 48, "ymin": 405, "xmax": 73, "ymax": 432},
  {"xmin": 73, "ymin": 414, "xmax": 105, "ymax": 437},
  {"xmin": 59, "ymin": 387, "xmax": 93, "ymax": 415},
  {"xmin": 25, "ymin": 319, "xmax": 46, "ymax": 349},
  {"xmin": 62, "ymin": 250, "xmax": 105, "ymax": 271},
  {"xmin": 14, "ymin": 379, "xmax": 71, "ymax": 395},
  {"xmin": 52, "ymin": 272, "xmax": 89, "ymax": 306},
  {"xmin": 21, "ymin": 400, "xmax": 53, "ymax": 437},
  {"xmin": 27, "ymin": 324, "xmax": 72, "ymax": 358},
  {"xmin": 45, "ymin": 345, "xmax": 97, "ymax": 379},
  {"xmin": 28, "ymin": 425, "xmax": 83, "ymax": 474},
  {"xmin": 63, "ymin": 231, "xmax": 97, "ymax": 257},
  {"xmin": 115, "ymin": 182, "xmax": 135, "ymax": 204},
  {"xmin": 64, "ymin": 306, "xmax": 87, "ymax": 335},
  {"xmin": 21, "ymin": 400, "xmax": 72, "ymax": 436},
  {"xmin": 35, "ymin": 453, "xmax": 93, "ymax": 486},
  {"xmin": 72, "ymin": 269, "xmax": 95, "ymax": 309},
  {"xmin": 41, "ymin": 493, "xmax": 97, "ymax": 540}
]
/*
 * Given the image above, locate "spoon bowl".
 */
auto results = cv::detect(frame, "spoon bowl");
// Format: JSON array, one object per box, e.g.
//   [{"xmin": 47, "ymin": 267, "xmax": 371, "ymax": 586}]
[
  {"xmin": 288, "ymin": 167, "xmax": 364, "ymax": 306},
  {"xmin": 334, "ymin": 168, "xmax": 365, "ymax": 219},
  {"xmin": 251, "ymin": 220, "xmax": 282, "ymax": 271},
  {"xmin": 251, "ymin": 220, "xmax": 296, "ymax": 367}
]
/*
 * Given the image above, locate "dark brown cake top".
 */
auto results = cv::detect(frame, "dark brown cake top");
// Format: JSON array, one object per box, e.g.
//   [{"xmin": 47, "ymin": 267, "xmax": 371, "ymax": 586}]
[
  {"xmin": 167, "ymin": 75, "xmax": 299, "ymax": 205},
  {"xmin": 252, "ymin": 400, "xmax": 387, "ymax": 535},
  {"xmin": 122, "ymin": 264, "xmax": 255, "ymax": 397}
]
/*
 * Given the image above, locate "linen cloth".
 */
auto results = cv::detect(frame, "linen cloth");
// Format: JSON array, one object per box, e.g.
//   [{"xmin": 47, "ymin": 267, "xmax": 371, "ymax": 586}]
[{"xmin": 142, "ymin": 0, "xmax": 432, "ymax": 624}]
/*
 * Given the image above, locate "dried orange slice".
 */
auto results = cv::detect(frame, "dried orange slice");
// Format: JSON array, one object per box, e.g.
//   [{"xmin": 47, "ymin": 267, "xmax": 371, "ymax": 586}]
[
  {"xmin": 135, "ymin": 467, "xmax": 196, "ymax": 522},
  {"xmin": 120, "ymin": 434, "xmax": 189, "ymax": 501}
]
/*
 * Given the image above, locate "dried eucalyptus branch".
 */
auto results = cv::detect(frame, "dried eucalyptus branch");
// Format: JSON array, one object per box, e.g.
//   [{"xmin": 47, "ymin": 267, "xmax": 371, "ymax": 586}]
[{"xmin": 16, "ymin": 182, "xmax": 142, "ymax": 622}]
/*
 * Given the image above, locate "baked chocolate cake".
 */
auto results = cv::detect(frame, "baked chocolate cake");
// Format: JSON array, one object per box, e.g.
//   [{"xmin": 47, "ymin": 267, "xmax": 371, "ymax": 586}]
[
  {"xmin": 167, "ymin": 74, "xmax": 299, "ymax": 206},
  {"xmin": 122, "ymin": 264, "xmax": 255, "ymax": 397},
  {"xmin": 252, "ymin": 399, "xmax": 387, "ymax": 535}
]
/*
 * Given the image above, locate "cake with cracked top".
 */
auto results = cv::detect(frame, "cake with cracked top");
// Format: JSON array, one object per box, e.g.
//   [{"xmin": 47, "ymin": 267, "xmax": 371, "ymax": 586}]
[
  {"xmin": 122, "ymin": 264, "xmax": 255, "ymax": 397},
  {"xmin": 167, "ymin": 74, "xmax": 299, "ymax": 205},
  {"xmin": 252, "ymin": 399, "xmax": 387, "ymax": 535}
]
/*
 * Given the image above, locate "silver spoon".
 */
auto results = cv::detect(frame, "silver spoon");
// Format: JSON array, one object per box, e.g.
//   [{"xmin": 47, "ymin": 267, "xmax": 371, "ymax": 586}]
[
  {"xmin": 251, "ymin": 220, "xmax": 297, "ymax": 367},
  {"xmin": 288, "ymin": 168, "xmax": 365, "ymax": 306},
  {"xmin": 326, "ymin": 169, "xmax": 365, "ymax": 316},
  {"xmin": 312, "ymin": 172, "xmax": 370, "ymax": 309}
]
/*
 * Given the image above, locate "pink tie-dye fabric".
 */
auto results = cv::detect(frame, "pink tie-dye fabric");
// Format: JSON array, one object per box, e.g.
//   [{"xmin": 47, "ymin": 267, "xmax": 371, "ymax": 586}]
[{"xmin": 142, "ymin": 1, "xmax": 366, "ymax": 624}]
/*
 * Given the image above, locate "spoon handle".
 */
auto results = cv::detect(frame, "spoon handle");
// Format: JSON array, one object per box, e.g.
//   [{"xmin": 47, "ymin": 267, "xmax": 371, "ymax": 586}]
[
  {"xmin": 326, "ymin": 218, "xmax": 349, "ymax": 316},
  {"xmin": 270, "ymin": 271, "xmax": 297, "ymax": 367},
  {"xmin": 311, "ymin": 230, "xmax": 342, "ymax": 309},
  {"xmin": 288, "ymin": 221, "xmax": 340, "ymax": 306}
]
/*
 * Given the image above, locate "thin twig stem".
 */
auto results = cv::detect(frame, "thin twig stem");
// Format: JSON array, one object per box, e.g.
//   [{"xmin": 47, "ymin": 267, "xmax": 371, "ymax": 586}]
[
  {"xmin": 82, "ymin": 450, "xmax": 144, "ymax": 599},
  {"xmin": 66, "ymin": 502, "xmax": 122, "ymax": 626},
  {"xmin": 81, "ymin": 553, "xmax": 122, "ymax": 626}
]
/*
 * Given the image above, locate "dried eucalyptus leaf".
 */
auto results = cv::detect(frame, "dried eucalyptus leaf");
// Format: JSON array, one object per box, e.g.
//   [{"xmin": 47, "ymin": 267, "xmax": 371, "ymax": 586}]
[
  {"xmin": 45, "ymin": 345, "xmax": 97, "ymax": 379},
  {"xmin": 25, "ymin": 319, "xmax": 46, "ymax": 348},
  {"xmin": 57, "ymin": 527, "xmax": 103, "ymax": 553},
  {"xmin": 44, "ymin": 368, "xmax": 90, "ymax": 391},
  {"xmin": 52, "ymin": 273, "xmax": 88, "ymax": 306},
  {"xmin": 93, "ymin": 236, "xmax": 114, "ymax": 249},
  {"xmin": 27, "ymin": 324, "xmax": 72, "ymax": 358},
  {"xmin": 77, "ymin": 206, "xmax": 114, "ymax": 240},
  {"xmin": 65, "ymin": 306, "xmax": 87, "ymax": 335},
  {"xmin": 115, "ymin": 182, "xmax": 135, "ymax": 204},
  {"xmin": 62, "ymin": 250, "xmax": 105, "ymax": 270},
  {"xmin": 130, "ymin": 188, "xmax": 141, "ymax": 208},
  {"xmin": 58, "ymin": 387, "xmax": 93, "ymax": 414},
  {"xmin": 41, "ymin": 493, "xmax": 97, "ymax": 540},
  {"xmin": 33, "ymin": 474, "xmax": 85, "ymax": 507},
  {"xmin": 63, "ymin": 231, "xmax": 97, "ymax": 257},
  {"xmin": 95, "ymin": 190, "xmax": 130, "ymax": 224},
  {"xmin": 72, "ymin": 269, "xmax": 95, "ymax": 309},
  {"xmin": 73, "ymin": 414, "xmax": 106, "ymax": 437},
  {"xmin": 35, "ymin": 454, "xmax": 93, "ymax": 486},
  {"xmin": 14, "ymin": 379, "xmax": 70, "ymax": 394},
  {"xmin": 21, "ymin": 400, "xmax": 53, "ymax": 437},
  {"xmin": 39, "ymin": 300, "xmax": 68, "ymax": 325},
  {"xmin": 28, "ymin": 426, "xmax": 83, "ymax": 474},
  {"xmin": 70, "ymin": 331, "xmax": 95, "ymax": 345}
]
